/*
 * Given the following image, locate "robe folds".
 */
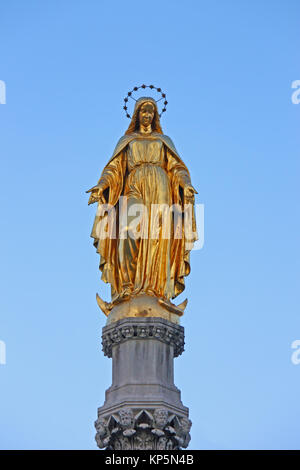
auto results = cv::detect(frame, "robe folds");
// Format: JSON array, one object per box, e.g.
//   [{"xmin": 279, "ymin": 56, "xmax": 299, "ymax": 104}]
[{"xmin": 90, "ymin": 132, "xmax": 197, "ymax": 303}]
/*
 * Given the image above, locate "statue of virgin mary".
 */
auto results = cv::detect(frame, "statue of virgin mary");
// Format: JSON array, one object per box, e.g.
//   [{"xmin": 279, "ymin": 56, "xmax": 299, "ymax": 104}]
[{"xmin": 87, "ymin": 96, "xmax": 197, "ymax": 324}]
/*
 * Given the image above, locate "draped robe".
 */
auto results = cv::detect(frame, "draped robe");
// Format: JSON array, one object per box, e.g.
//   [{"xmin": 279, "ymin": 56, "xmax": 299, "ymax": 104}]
[{"xmin": 90, "ymin": 132, "xmax": 197, "ymax": 303}]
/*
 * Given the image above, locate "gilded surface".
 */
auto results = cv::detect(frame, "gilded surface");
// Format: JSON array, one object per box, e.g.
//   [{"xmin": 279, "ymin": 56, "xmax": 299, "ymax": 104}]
[{"xmin": 87, "ymin": 97, "xmax": 197, "ymax": 323}]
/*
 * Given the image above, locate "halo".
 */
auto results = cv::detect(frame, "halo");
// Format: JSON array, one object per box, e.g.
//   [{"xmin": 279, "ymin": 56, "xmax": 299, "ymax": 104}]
[{"xmin": 123, "ymin": 84, "xmax": 168, "ymax": 119}]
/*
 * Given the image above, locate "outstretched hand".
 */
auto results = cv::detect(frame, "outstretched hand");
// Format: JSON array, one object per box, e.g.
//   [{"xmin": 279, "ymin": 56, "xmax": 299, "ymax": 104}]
[
  {"xmin": 86, "ymin": 183, "xmax": 108, "ymax": 205},
  {"xmin": 184, "ymin": 183, "xmax": 198, "ymax": 204}
]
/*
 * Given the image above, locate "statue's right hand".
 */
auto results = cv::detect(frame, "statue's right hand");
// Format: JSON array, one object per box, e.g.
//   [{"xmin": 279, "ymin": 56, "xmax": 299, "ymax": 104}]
[{"xmin": 86, "ymin": 183, "xmax": 108, "ymax": 205}]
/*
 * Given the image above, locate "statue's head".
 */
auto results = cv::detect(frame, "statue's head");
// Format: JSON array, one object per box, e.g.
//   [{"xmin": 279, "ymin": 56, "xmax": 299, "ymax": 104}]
[
  {"xmin": 154, "ymin": 408, "xmax": 168, "ymax": 428},
  {"xmin": 125, "ymin": 97, "xmax": 163, "ymax": 135},
  {"xmin": 119, "ymin": 408, "xmax": 134, "ymax": 428}
]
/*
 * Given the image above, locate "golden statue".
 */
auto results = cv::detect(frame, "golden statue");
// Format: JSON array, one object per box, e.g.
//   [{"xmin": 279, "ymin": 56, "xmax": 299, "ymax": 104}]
[{"xmin": 87, "ymin": 88, "xmax": 197, "ymax": 324}]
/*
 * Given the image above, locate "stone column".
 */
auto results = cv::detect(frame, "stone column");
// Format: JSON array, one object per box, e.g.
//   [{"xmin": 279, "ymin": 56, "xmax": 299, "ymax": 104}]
[{"xmin": 95, "ymin": 317, "xmax": 192, "ymax": 450}]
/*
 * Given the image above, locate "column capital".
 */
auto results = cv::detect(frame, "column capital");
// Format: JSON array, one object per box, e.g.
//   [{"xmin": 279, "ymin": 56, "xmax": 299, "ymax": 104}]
[{"xmin": 101, "ymin": 317, "xmax": 185, "ymax": 358}]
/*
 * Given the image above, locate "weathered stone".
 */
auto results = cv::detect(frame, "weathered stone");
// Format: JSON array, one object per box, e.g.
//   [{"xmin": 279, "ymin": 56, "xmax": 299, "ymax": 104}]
[
  {"xmin": 95, "ymin": 317, "xmax": 191, "ymax": 450},
  {"xmin": 101, "ymin": 317, "xmax": 184, "ymax": 358},
  {"xmin": 95, "ymin": 407, "xmax": 192, "ymax": 450}
]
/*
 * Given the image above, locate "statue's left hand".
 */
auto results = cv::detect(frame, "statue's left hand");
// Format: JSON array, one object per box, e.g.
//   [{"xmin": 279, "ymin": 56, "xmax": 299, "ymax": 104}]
[{"xmin": 184, "ymin": 184, "xmax": 198, "ymax": 204}]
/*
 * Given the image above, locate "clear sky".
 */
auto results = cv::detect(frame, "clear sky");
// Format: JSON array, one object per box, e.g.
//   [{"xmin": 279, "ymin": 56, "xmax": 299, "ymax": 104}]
[{"xmin": 0, "ymin": 0, "xmax": 299, "ymax": 450}]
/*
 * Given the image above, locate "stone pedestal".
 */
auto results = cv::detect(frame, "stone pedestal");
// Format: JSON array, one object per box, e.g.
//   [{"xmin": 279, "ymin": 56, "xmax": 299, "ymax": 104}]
[{"xmin": 95, "ymin": 317, "xmax": 191, "ymax": 450}]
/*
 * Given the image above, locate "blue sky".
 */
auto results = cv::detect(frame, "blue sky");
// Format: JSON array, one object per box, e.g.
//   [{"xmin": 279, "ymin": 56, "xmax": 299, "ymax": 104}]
[{"xmin": 0, "ymin": 0, "xmax": 299, "ymax": 449}]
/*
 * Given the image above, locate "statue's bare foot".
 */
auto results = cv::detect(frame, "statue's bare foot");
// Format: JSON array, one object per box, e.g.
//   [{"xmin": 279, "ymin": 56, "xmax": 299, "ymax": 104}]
[{"xmin": 113, "ymin": 288, "xmax": 132, "ymax": 306}]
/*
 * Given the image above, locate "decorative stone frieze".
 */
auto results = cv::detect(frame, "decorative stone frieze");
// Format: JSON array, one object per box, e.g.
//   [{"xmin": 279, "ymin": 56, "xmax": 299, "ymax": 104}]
[
  {"xmin": 95, "ymin": 407, "xmax": 191, "ymax": 450},
  {"xmin": 102, "ymin": 317, "xmax": 184, "ymax": 358}
]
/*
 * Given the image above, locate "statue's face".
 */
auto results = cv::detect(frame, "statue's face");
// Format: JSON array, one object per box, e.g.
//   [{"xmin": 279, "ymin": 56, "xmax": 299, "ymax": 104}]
[
  {"xmin": 139, "ymin": 102, "xmax": 155, "ymax": 128},
  {"xmin": 154, "ymin": 409, "xmax": 168, "ymax": 428},
  {"xmin": 119, "ymin": 408, "xmax": 133, "ymax": 427}
]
